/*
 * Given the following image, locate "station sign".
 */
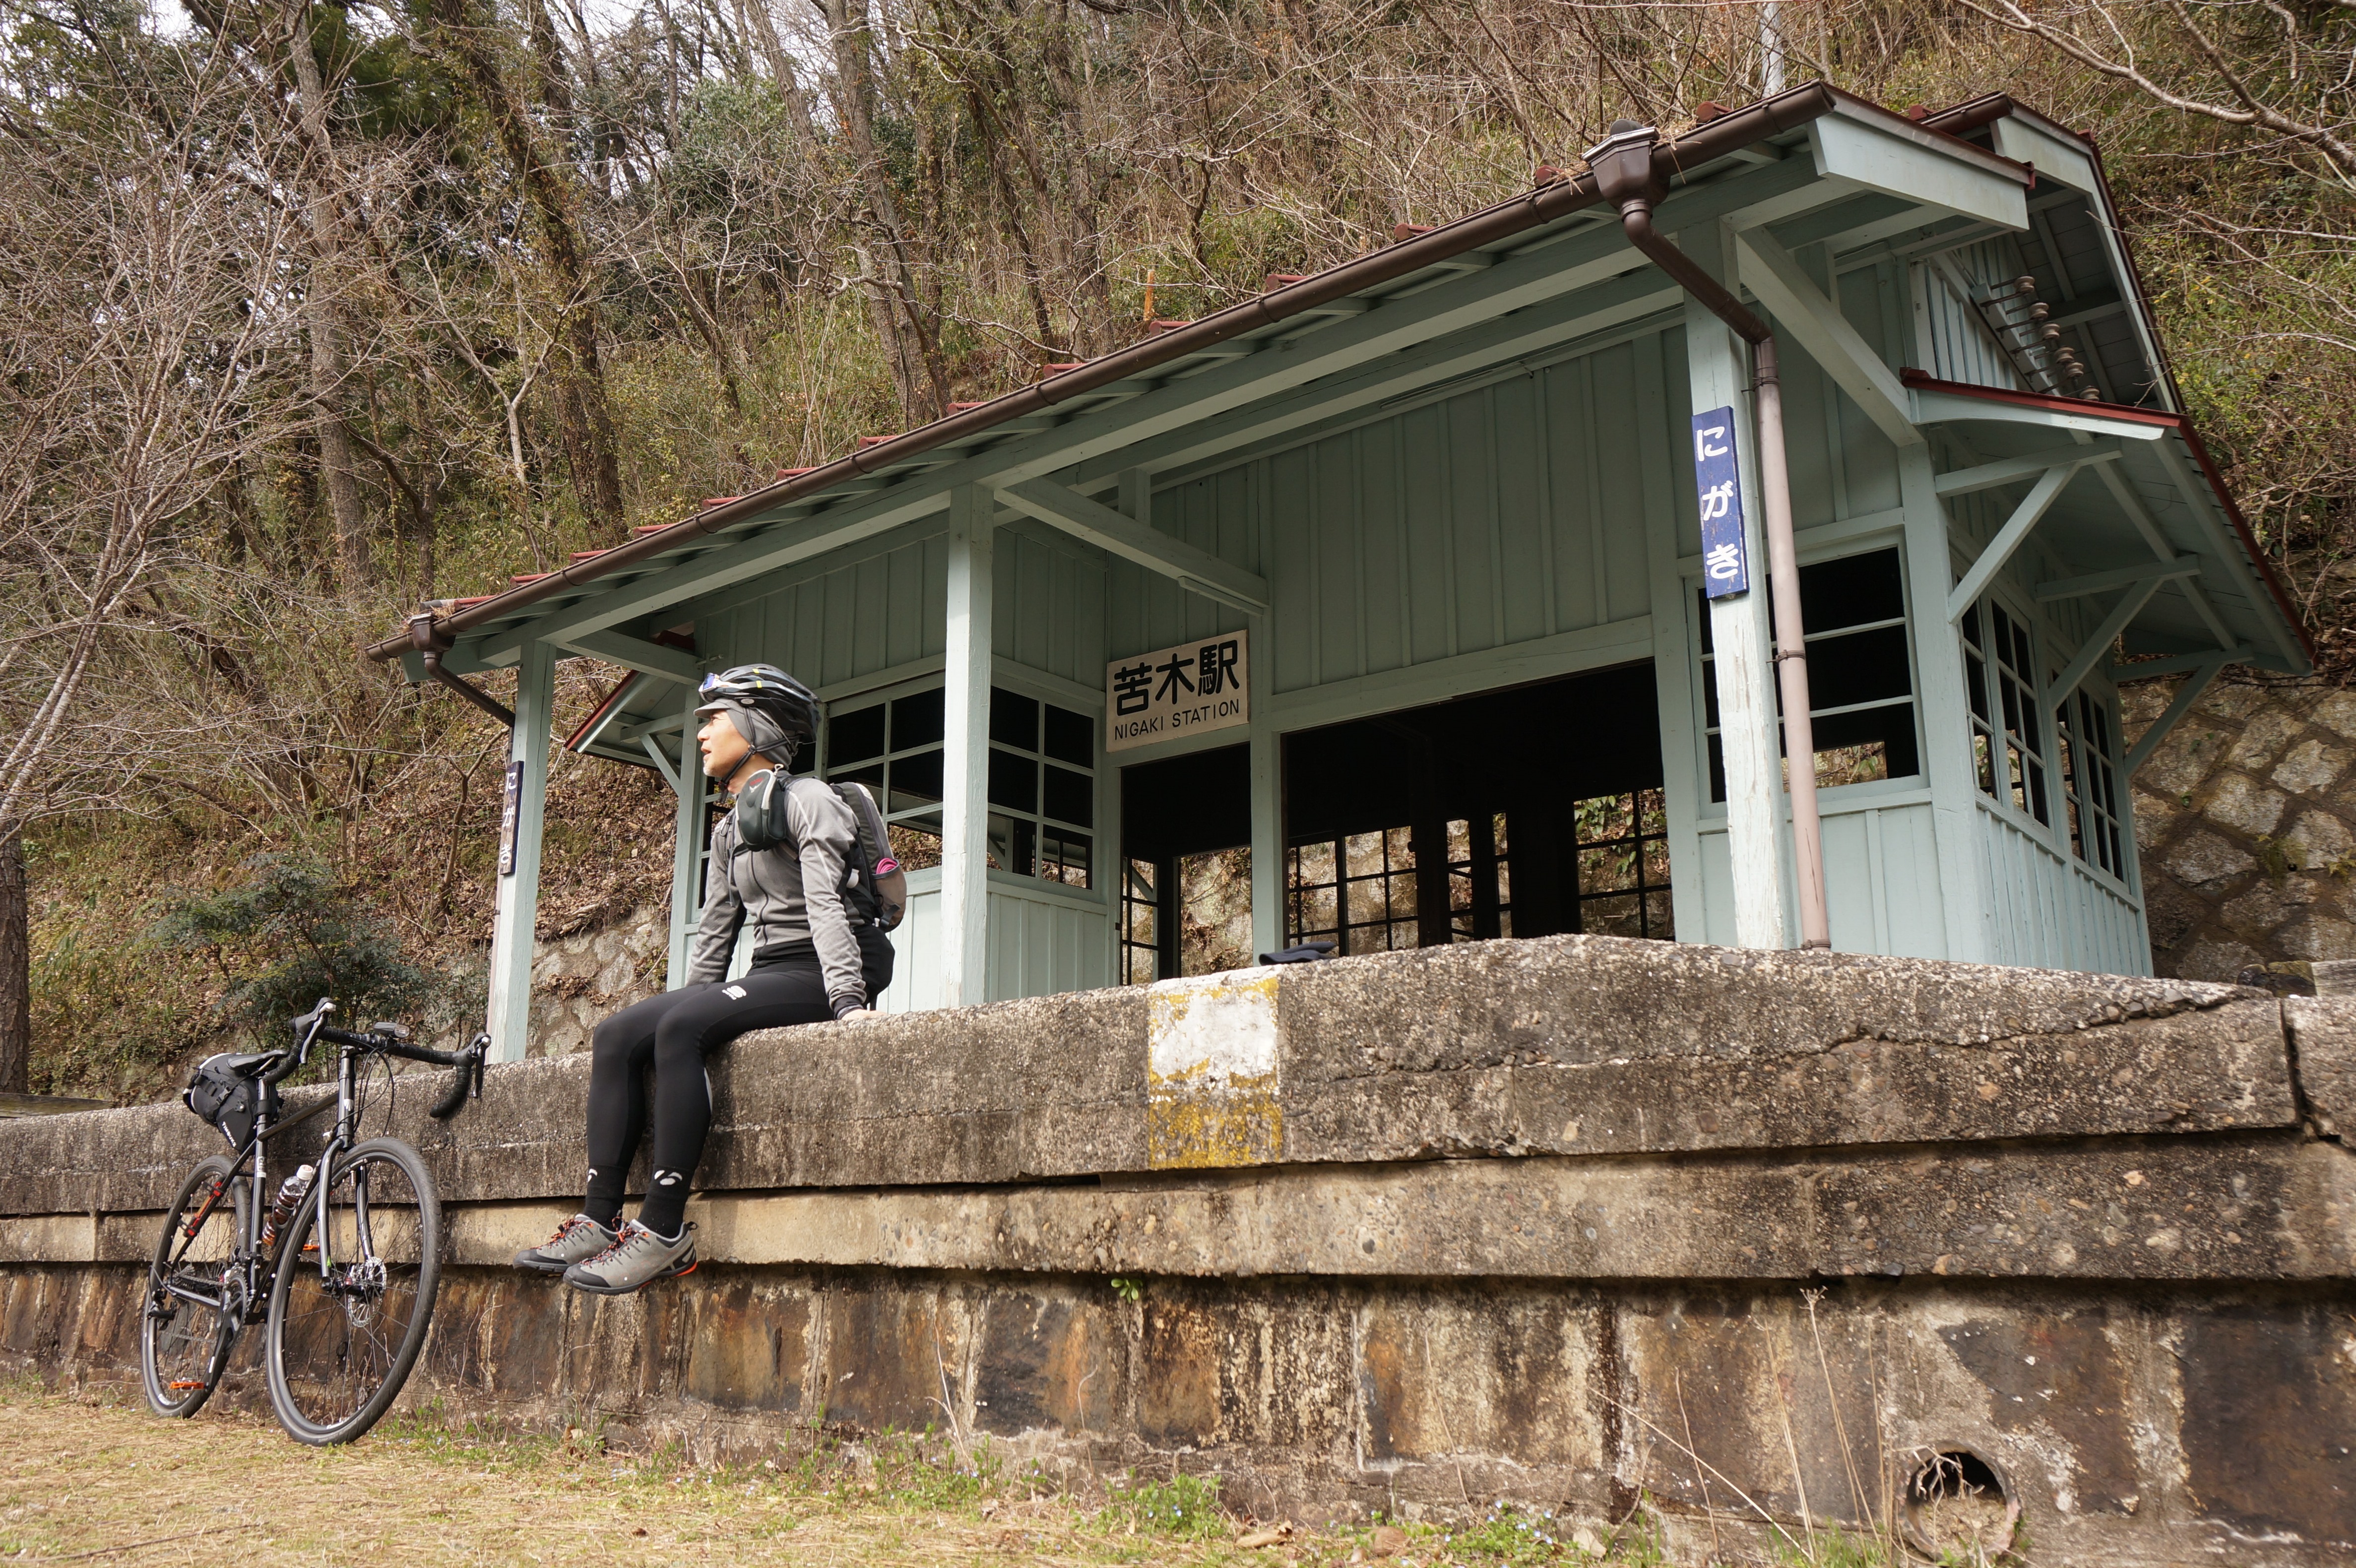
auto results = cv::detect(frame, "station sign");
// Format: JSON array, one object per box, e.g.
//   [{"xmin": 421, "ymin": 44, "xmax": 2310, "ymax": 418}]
[
  {"xmin": 1106, "ymin": 630, "xmax": 1249, "ymax": 753},
  {"xmin": 1692, "ymin": 405, "xmax": 1750, "ymax": 599}
]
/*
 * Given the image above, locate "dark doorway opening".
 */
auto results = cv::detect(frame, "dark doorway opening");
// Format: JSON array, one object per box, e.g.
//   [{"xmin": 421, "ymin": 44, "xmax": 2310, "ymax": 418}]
[
  {"xmin": 1282, "ymin": 662, "xmax": 1669, "ymax": 952},
  {"xmin": 1119, "ymin": 743, "xmax": 1251, "ymax": 983}
]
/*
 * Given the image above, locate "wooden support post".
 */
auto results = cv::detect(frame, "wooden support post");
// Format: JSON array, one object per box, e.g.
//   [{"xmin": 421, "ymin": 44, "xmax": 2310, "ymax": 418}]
[
  {"xmin": 1896, "ymin": 441, "xmax": 1991, "ymax": 963},
  {"xmin": 1680, "ymin": 221, "xmax": 1788, "ymax": 950},
  {"xmin": 941, "ymin": 485, "xmax": 995, "ymax": 1008},
  {"xmin": 486, "ymin": 639, "xmax": 553, "ymax": 1062},
  {"xmin": 1247, "ymin": 593, "xmax": 1281, "ymax": 962},
  {"xmin": 665, "ymin": 690, "xmax": 709, "ymax": 991},
  {"xmin": 1410, "ymin": 745, "xmax": 1451, "ymax": 946}
]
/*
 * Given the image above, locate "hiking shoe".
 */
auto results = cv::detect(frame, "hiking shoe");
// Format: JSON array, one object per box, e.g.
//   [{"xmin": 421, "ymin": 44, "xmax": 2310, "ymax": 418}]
[
  {"xmin": 563, "ymin": 1220, "xmax": 697, "ymax": 1296},
  {"xmin": 513, "ymin": 1213, "xmax": 619, "ymax": 1274}
]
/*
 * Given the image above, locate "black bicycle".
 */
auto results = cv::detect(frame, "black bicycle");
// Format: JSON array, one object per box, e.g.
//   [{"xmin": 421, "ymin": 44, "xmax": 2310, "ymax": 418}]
[{"xmin": 141, "ymin": 997, "xmax": 486, "ymax": 1445}]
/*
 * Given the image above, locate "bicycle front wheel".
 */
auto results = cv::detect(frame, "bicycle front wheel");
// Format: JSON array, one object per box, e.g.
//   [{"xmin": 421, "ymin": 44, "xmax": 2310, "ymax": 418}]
[
  {"xmin": 262, "ymin": 1137, "xmax": 444, "ymax": 1444},
  {"xmin": 141, "ymin": 1154, "xmax": 249, "ymax": 1419}
]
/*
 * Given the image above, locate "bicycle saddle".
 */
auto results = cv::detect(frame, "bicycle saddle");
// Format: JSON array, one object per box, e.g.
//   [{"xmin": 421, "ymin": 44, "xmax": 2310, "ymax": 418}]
[{"xmin": 210, "ymin": 1053, "xmax": 277, "ymax": 1078}]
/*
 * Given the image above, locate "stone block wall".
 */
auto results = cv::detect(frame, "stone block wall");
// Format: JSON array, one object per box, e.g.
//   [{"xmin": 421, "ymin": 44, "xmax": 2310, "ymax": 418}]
[
  {"xmin": 2128, "ymin": 675, "xmax": 2356, "ymax": 981},
  {"xmin": 523, "ymin": 904, "xmax": 668, "ymax": 1057},
  {"xmin": 3, "ymin": 937, "xmax": 2351, "ymax": 1564}
]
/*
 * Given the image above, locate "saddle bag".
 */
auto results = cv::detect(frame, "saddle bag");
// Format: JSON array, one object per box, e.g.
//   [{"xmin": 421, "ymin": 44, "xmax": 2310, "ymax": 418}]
[{"xmin": 184, "ymin": 1053, "xmax": 279, "ymax": 1149}]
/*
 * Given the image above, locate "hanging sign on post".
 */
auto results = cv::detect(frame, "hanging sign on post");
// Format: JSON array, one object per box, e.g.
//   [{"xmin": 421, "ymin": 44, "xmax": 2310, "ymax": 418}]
[
  {"xmin": 498, "ymin": 760, "xmax": 524, "ymax": 876},
  {"xmin": 1693, "ymin": 406, "xmax": 1750, "ymax": 599}
]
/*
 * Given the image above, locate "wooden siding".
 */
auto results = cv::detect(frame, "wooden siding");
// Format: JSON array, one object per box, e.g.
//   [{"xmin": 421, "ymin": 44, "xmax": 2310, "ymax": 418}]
[
  {"xmin": 875, "ymin": 871, "xmax": 1114, "ymax": 1013},
  {"xmin": 692, "ymin": 532, "xmax": 949, "ymax": 688},
  {"xmin": 993, "ymin": 524, "xmax": 1111, "ymax": 688},
  {"xmin": 1974, "ymin": 807, "xmax": 2149, "ymax": 975},
  {"xmin": 1108, "ymin": 469, "xmax": 1255, "ymax": 662},
  {"xmin": 1914, "ymin": 239, "xmax": 2029, "ymax": 393},
  {"xmin": 1254, "ymin": 341, "xmax": 1659, "ymax": 694},
  {"xmin": 686, "ymin": 520, "xmax": 1109, "ymax": 696},
  {"xmin": 1694, "ymin": 795, "xmax": 1950, "ymax": 959}
]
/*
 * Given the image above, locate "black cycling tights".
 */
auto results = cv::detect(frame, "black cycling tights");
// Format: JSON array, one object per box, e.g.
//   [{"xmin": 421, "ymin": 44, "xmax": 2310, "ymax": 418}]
[{"xmin": 582, "ymin": 941, "xmax": 887, "ymax": 1237}]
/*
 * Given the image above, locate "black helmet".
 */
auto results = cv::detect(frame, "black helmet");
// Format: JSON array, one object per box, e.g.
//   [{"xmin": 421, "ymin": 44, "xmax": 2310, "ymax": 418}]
[{"xmin": 695, "ymin": 664, "xmax": 820, "ymax": 765}]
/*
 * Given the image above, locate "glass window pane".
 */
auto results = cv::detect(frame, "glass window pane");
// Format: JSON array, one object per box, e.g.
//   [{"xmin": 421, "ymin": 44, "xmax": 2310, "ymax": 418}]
[
  {"xmin": 891, "ymin": 687, "xmax": 944, "ymax": 751},
  {"xmin": 1043, "ymin": 764, "xmax": 1093, "ymax": 827},
  {"xmin": 987, "ymin": 749, "xmax": 1037, "ymax": 813},
  {"xmin": 829, "ymin": 703, "xmax": 886, "ymax": 766},
  {"xmin": 1803, "ymin": 625, "xmax": 1911, "ymax": 710},
  {"xmin": 1040, "ymin": 829, "xmax": 1091, "ymax": 888},
  {"xmin": 1044, "ymin": 705, "xmax": 1094, "ymax": 767},
  {"xmin": 888, "ymin": 819, "xmax": 942, "ymax": 870},
  {"xmin": 1809, "ymin": 702, "xmax": 1918, "ymax": 780},
  {"xmin": 835, "ymin": 759, "xmax": 885, "ymax": 791},
  {"xmin": 889, "ymin": 748, "xmax": 942, "ymax": 813},
  {"xmin": 1799, "ymin": 548, "xmax": 1904, "ymax": 632},
  {"xmin": 989, "ymin": 687, "xmax": 1038, "ymax": 751}
]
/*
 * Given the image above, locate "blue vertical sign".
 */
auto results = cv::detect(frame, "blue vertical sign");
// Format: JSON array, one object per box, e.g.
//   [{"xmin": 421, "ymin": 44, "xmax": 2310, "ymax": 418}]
[{"xmin": 1692, "ymin": 406, "xmax": 1748, "ymax": 599}]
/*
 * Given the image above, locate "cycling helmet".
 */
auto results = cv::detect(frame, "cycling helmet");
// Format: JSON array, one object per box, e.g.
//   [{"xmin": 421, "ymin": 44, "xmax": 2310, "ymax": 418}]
[{"xmin": 694, "ymin": 664, "xmax": 821, "ymax": 766}]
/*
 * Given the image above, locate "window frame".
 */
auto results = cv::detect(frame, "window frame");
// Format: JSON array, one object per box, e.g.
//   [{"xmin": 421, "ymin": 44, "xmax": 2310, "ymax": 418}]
[
  {"xmin": 818, "ymin": 669, "xmax": 1106, "ymax": 895},
  {"xmin": 2053, "ymin": 678, "xmax": 2135, "ymax": 893},
  {"xmin": 1961, "ymin": 590, "xmax": 2056, "ymax": 834},
  {"xmin": 1691, "ymin": 537, "xmax": 1926, "ymax": 810}
]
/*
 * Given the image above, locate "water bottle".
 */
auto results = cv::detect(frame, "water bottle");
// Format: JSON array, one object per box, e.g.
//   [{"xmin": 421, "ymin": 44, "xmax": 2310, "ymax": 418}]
[{"xmin": 262, "ymin": 1164, "xmax": 316, "ymax": 1249}]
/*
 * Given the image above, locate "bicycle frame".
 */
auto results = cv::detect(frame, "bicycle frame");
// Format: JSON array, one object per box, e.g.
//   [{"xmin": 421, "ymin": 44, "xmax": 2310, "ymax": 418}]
[{"xmin": 161, "ymin": 1003, "xmax": 478, "ymax": 1319}]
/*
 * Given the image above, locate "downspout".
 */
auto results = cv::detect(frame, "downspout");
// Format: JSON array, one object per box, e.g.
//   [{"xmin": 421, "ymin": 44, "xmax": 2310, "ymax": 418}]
[
  {"xmin": 409, "ymin": 614, "xmax": 517, "ymax": 729},
  {"xmin": 1587, "ymin": 120, "xmax": 1830, "ymax": 950}
]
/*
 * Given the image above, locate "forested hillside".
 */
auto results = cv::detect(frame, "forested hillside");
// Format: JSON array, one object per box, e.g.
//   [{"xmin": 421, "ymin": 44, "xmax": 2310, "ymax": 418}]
[{"xmin": 4, "ymin": 0, "xmax": 2352, "ymax": 1099}]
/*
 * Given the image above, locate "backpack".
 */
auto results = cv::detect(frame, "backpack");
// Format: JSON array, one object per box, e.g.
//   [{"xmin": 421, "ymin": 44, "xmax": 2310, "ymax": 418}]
[{"xmin": 734, "ymin": 771, "xmax": 908, "ymax": 932}]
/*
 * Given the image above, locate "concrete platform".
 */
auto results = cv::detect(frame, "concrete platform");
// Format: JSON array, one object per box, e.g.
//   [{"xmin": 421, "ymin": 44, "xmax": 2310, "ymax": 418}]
[{"xmin": 3, "ymin": 934, "xmax": 2351, "ymax": 1564}]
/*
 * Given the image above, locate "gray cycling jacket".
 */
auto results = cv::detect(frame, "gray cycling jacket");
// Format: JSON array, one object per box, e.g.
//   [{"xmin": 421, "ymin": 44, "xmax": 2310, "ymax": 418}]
[{"xmin": 688, "ymin": 775, "xmax": 869, "ymax": 1013}]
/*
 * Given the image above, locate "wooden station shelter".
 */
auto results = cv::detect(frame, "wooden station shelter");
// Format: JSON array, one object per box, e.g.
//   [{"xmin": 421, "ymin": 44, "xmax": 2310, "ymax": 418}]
[{"xmin": 368, "ymin": 83, "xmax": 2312, "ymax": 1062}]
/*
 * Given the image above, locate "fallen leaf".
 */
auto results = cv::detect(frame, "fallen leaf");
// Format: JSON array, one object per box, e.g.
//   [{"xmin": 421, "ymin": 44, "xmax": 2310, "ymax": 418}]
[
  {"xmin": 1237, "ymin": 1524, "xmax": 1293, "ymax": 1549},
  {"xmin": 1370, "ymin": 1524, "xmax": 1408, "ymax": 1556}
]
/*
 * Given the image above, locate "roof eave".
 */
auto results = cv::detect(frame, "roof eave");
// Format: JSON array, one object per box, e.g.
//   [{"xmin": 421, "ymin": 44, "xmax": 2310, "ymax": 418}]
[{"xmin": 1901, "ymin": 371, "xmax": 2314, "ymax": 672}]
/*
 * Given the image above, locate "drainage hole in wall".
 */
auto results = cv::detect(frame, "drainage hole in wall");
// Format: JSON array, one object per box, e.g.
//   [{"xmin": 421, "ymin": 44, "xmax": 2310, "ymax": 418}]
[{"xmin": 1904, "ymin": 1448, "xmax": 2018, "ymax": 1563}]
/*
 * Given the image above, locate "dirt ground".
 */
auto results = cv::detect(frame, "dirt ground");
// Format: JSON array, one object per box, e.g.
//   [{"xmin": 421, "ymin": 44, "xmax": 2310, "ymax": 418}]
[{"xmin": 0, "ymin": 1384, "xmax": 1327, "ymax": 1568}]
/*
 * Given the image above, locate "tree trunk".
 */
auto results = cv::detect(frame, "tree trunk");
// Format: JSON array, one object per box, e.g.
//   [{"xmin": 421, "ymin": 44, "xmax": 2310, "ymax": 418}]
[
  {"xmin": 285, "ymin": 0, "xmax": 373, "ymax": 590},
  {"xmin": 821, "ymin": 0, "xmax": 951, "ymax": 421},
  {"xmin": 429, "ymin": 0, "xmax": 625, "ymax": 535},
  {"xmin": 0, "ymin": 828, "xmax": 29, "ymax": 1095}
]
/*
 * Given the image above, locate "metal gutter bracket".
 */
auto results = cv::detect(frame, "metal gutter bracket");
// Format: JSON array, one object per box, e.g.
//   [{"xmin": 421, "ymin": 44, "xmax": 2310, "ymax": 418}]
[
  {"xmin": 409, "ymin": 614, "xmax": 517, "ymax": 730},
  {"xmin": 1588, "ymin": 119, "xmax": 1831, "ymax": 951}
]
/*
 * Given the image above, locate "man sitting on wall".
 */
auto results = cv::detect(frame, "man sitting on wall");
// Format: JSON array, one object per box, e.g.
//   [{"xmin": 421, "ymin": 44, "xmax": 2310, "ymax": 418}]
[{"xmin": 511, "ymin": 664, "xmax": 894, "ymax": 1294}]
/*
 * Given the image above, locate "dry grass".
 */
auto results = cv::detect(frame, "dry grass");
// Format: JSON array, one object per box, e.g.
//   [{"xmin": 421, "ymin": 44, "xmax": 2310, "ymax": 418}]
[{"xmin": 0, "ymin": 1384, "xmax": 1294, "ymax": 1568}]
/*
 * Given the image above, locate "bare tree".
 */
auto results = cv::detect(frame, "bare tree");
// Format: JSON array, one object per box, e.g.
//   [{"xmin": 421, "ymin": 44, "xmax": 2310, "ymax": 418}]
[{"xmin": 0, "ymin": 30, "xmax": 306, "ymax": 1062}]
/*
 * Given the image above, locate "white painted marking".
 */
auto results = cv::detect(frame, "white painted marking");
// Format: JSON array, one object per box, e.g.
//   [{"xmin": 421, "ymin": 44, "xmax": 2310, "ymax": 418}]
[{"xmin": 1147, "ymin": 968, "xmax": 1279, "ymax": 1087}]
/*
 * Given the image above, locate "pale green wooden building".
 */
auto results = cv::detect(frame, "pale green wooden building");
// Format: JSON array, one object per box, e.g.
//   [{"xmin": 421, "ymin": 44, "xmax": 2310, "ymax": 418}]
[{"xmin": 370, "ymin": 84, "xmax": 2312, "ymax": 1060}]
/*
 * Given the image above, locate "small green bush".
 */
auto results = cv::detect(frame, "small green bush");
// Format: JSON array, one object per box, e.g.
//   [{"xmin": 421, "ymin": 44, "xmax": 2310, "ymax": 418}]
[
  {"xmin": 148, "ymin": 853, "xmax": 434, "ymax": 1037},
  {"xmin": 1101, "ymin": 1471, "xmax": 1226, "ymax": 1540}
]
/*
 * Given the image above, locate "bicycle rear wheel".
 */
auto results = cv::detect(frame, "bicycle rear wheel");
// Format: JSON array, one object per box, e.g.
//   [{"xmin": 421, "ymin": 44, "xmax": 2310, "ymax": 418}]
[
  {"xmin": 262, "ymin": 1137, "xmax": 443, "ymax": 1444},
  {"xmin": 141, "ymin": 1155, "xmax": 249, "ymax": 1419}
]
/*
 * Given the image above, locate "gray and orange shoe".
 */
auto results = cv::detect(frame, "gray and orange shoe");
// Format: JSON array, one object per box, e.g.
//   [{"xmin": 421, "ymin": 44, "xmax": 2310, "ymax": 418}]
[
  {"xmin": 513, "ymin": 1213, "xmax": 619, "ymax": 1274},
  {"xmin": 563, "ymin": 1220, "xmax": 697, "ymax": 1295}
]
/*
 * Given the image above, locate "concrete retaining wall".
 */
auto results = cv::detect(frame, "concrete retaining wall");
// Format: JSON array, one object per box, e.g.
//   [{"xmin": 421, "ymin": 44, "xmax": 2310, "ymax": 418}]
[{"xmin": 3, "ymin": 935, "xmax": 2351, "ymax": 1565}]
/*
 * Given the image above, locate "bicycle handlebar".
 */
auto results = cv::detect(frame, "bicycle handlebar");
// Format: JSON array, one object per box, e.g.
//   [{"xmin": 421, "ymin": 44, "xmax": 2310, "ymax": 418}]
[
  {"xmin": 316, "ymin": 1024, "xmax": 471, "ymax": 1068},
  {"xmin": 256, "ymin": 999, "xmax": 488, "ymax": 1112}
]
